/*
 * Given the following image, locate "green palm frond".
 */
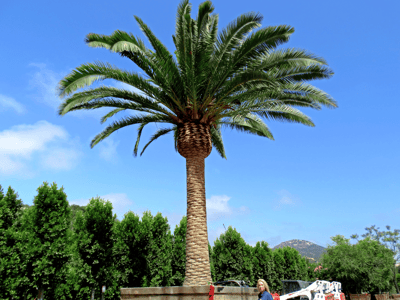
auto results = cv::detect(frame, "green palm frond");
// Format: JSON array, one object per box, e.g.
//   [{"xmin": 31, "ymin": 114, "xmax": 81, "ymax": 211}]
[
  {"xmin": 282, "ymin": 82, "xmax": 337, "ymax": 108},
  {"xmin": 132, "ymin": 115, "xmax": 177, "ymax": 156},
  {"xmin": 134, "ymin": 122, "xmax": 149, "ymax": 157},
  {"xmin": 210, "ymin": 124, "xmax": 226, "ymax": 159},
  {"xmin": 58, "ymin": 86, "xmax": 172, "ymax": 116},
  {"xmin": 221, "ymin": 113, "xmax": 274, "ymax": 140},
  {"xmin": 196, "ymin": 1, "xmax": 215, "ymax": 37},
  {"xmin": 134, "ymin": 16, "xmax": 185, "ymax": 101},
  {"xmin": 210, "ymin": 25, "xmax": 294, "ymax": 96},
  {"xmin": 140, "ymin": 127, "xmax": 174, "ymax": 156},
  {"xmin": 203, "ymin": 12, "xmax": 263, "ymax": 101},
  {"xmin": 271, "ymin": 64, "xmax": 334, "ymax": 83},
  {"xmin": 86, "ymin": 30, "xmax": 180, "ymax": 99},
  {"xmin": 101, "ymin": 108, "xmax": 126, "ymax": 124},
  {"xmin": 216, "ymin": 69, "xmax": 279, "ymax": 103},
  {"xmin": 220, "ymin": 81, "xmax": 336, "ymax": 114},
  {"xmin": 173, "ymin": 125, "xmax": 179, "ymax": 152},
  {"xmin": 72, "ymin": 99, "xmax": 155, "ymax": 116},
  {"xmin": 257, "ymin": 48, "xmax": 328, "ymax": 70},
  {"xmin": 173, "ymin": 0, "xmax": 191, "ymax": 68},
  {"xmin": 59, "ymin": 0, "xmax": 336, "ymax": 160},
  {"xmin": 252, "ymin": 103, "xmax": 315, "ymax": 126},
  {"xmin": 90, "ymin": 114, "xmax": 172, "ymax": 148},
  {"xmin": 58, "ymin": 62, "xmax": 160, "ymax": 99},
  {"xmin": 88, "ymin": 30, "xmax": 155, "ymax": 78},
  {"xmin": 233, "ymin": 24, "xmax": 295, "ymax": 65}
]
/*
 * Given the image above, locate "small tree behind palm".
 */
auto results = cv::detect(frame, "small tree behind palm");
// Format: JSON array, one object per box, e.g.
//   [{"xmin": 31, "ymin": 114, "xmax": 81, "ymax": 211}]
[{"xmin": 58, "ymin": 0, "xmax": 336, "ymax": 286}]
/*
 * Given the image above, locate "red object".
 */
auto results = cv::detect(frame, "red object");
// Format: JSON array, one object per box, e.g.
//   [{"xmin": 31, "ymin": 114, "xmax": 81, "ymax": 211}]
[
  {"xmin": 272, "ymin": 293, "xmax": 280, "ymax": 300},
  {"xmin": 340, "ymin": 294, "xmax": 345, "ymax": 300},
  {"xmin": 325, "ymin": 294, "xmax": 335, "ymax": 300},
  {"xmin": 209, "ymin": 285, "xmax": 215, "ymax": 300}
]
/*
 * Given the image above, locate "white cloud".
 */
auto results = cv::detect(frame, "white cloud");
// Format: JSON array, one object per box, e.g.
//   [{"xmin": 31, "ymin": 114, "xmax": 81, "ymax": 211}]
[
  {"xmin": 206, "ymin": 195, "xmax": 250, "ymax": 222},
  {"xmin": 87, "ymin": 134, "xmax": 120, "ymax": 162},
  {"xmin": 0, "ymin": 94, "xmax": 27, "ymax": 114},
  {"xmin": 27, "ymin": 63, "xmax": 111, "ymax": 119},
  {"xmin": 273, "ymin": 189, "xmax": 302, "ymax": 210},
  {"xmin": 0, "ymin": 154, "xmax": 32, "ymax": 177},
  {"xmin": 207, "ymin": 195, "xmax": 232, "ymax": 218},
  {"xmin": 98, "ymin": 138, "xmax": 120, "ymax": 162},
  {"xmin": 0, "ymin": 120, "xmax": 83, "ymax": 177},
  {"xmin": 101, "ymin": 193, "xmax": 133, "ymax": 214},
  {"xmin": 0, "ymin": 120, "xmax": 67, "ymax": 157},
  {"xmin": 28, "ymin": 63, "xmax": 64, "ymax": 110},
  {"xmin": 26, "ymin": 64, "xmax": 159, "ymax": 124},
  {"xmin": 40, "ymin": 147, "xmax": 82, "ymax": 171}
]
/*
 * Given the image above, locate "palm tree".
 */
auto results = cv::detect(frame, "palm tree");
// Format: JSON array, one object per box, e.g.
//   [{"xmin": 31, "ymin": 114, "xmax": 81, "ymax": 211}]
[{"xmin": 58, "ymin": 0, "xmax": 336, "ymax": 286}]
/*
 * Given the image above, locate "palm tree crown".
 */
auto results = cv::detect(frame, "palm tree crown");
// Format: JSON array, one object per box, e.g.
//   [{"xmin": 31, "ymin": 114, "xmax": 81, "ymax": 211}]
[
  {"xmin": 58, "ymin": 0, "xmax": 336, "ymax": 158},
  {"xmin": 58, "ymin": 0, "xmax": 336, "ymax": 287}
]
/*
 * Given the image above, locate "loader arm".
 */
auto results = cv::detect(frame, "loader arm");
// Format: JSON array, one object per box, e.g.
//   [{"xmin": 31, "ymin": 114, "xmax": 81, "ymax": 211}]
[{"xmin": 280, "ymin": 281, "xmax": 332, "ymax": 300}]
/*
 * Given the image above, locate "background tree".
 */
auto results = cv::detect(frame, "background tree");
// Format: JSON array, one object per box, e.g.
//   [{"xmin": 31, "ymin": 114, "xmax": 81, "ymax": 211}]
[
  {"xmin": 139, "ymin": 211, "xmax": 173, "ymax": 287},
  {"xmin": 209, "ymin": 241, "xmax": 216, "ymax": 283},
  {"xmin": 211, "ymin": 226, "xmax": 253, "ymax": 284},
  {"xmin": 356, "ymin": 238, "xmax": 394, "ymax": 294},
  {"xmin": 69, "ymin": 204, "xmax": 87, "ymax": 231},
  {"xmin": 171, "ymin": 216, "xmax": 187, "ymax": 286},
  {"xmin": 281, "ymin": 246, "xmax": 307, "ymax": 281},
  {"xmin": 272, "ymin": 248, "xmax": 286, "ymax": 292},
  {"xmin": 319, "ymin": 235, "xmax": 360, "ymax": 294},
  {"xmin": 0, "ymin": 186, "xmax": 38, "ymax": 300},
  {"xmin": 321, "ymin": 235, "xmax": 394, "ymax": 294},
  {"xmin": 0, "ymin": 185, "xmax": 23, "ymax": 299},
  {"xmin": 252, "ymin": 241, "xmax": 277, "ymax": 290},
  {"xmin": 352, "ymin": 225, "xmax": 400, "ymax": 293},
  {"xmin": 3, "ymin": 205, "xmax": 39, "ymax": 299},
  {"xmin": 58, "ymin": 0, "xmax": 336, "ymax": 286},
  {"xmin": 28, "ymin": 182, "xmax": 72, "ymax": 299},
  {"xmin": 270, "ymin": 246, "xmax": 309, "ymax": 290},
  {"xmin": 305, "ymin": 260, "xmax": 320, "ymax": 282},
  {"xmin": 0, "ymin": 185, "xmax": 23, "ymax": 231},
  {"xmin": 113, "ymin": 211, "xmax": 144, "ymax": 291},
  {"xmin": 73, "ymin": 196, "xmax": 116, "ymax": 299}
]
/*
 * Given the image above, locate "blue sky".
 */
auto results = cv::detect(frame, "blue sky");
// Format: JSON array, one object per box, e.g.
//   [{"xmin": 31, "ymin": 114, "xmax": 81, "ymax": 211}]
[{"xmin": 0, "ymin": 0, "xmax": 399, "ymax": 248}]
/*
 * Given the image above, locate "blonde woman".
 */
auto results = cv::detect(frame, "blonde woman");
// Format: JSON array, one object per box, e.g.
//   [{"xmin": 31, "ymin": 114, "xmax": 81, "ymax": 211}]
[{"xmin": 257, "ymin": 279, "xmax": 273, "ymax": 300}]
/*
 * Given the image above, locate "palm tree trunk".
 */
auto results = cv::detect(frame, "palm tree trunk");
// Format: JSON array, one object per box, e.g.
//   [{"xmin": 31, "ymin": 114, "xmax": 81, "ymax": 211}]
[{"xmin": 183, "ymin": 157, "xmax": 212, "ymax": 286}]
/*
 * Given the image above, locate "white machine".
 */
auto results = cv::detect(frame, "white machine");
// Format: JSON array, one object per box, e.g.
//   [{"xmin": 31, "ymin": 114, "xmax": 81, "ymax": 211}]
[{"xmin": 279, "ymin": 280, "xmax": 344, "ymax": 300}]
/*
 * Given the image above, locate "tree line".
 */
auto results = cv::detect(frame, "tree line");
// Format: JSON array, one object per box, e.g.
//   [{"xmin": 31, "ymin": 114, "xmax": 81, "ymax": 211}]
[{"xmin": 1, "ymin": 182, "xmax": 399, "ymax": 299}]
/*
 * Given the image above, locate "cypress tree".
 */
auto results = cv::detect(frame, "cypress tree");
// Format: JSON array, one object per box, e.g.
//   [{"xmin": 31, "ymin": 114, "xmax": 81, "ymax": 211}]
[
  {"xmin": 114, "ymin": 211, "xmax": 145, "ymax": 289},
  {"xmin": 272, "ymin": 248, "xmax": 286, "ymax": 292},
  {"xmin": 171, "ymin": 216, "xmax": 187, "ymax": 286},
  {"xmin": 252, "ymin": 241, "xmax": 277, "ymax": 289},
  {"xmin": 0, "ymin": 185, "xmax": 23, "ymax": 230},
  {"xmin": 0, "ymin": 185, "xmax": 24, "ymax": 299},
  {"xmin": 73, "ymin": 196, "xmax": 116, "ymax": 299},
  {"xmin": 30, "ymin": 181, "xmax": 72, "ymax": 299},
  {"xmin": 212, "ymin": 226, "xmax": 253, "ymax": 284},
  {"xmin": 140, "ymin": 211, "xmax": 173, "ymax": 287}
]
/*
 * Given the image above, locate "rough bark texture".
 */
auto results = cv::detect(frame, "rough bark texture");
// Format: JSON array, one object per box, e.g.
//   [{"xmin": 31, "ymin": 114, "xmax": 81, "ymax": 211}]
[
  {"xmin": 177, "ymin": 123, "xmax": 212, "ymax": 159},
  {"xmin": 183, "ymin": 157, "xmax": 212, "ymax": 286},
  {"xmin": 178, "ymin": 122, "xmax": 212, "ymax": 286}
]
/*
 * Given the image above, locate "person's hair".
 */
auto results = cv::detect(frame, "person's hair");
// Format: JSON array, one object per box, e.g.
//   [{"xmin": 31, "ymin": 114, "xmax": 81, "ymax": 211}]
[{"xmin": 257, "ymin": 279, "xmax": 270, "ymax": 293}]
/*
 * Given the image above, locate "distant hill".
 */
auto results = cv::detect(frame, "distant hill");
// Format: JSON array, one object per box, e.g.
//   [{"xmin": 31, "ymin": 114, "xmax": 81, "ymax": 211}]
[{"xmin": 272, "ymin": 239, "xmax": 326, "ymax": 263}]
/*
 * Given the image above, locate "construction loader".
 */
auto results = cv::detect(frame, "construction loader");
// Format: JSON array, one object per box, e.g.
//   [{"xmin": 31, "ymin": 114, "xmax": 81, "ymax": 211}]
[{"xmin": 277, "ymin": 280, "xmax": 345, "ymax": 300}]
